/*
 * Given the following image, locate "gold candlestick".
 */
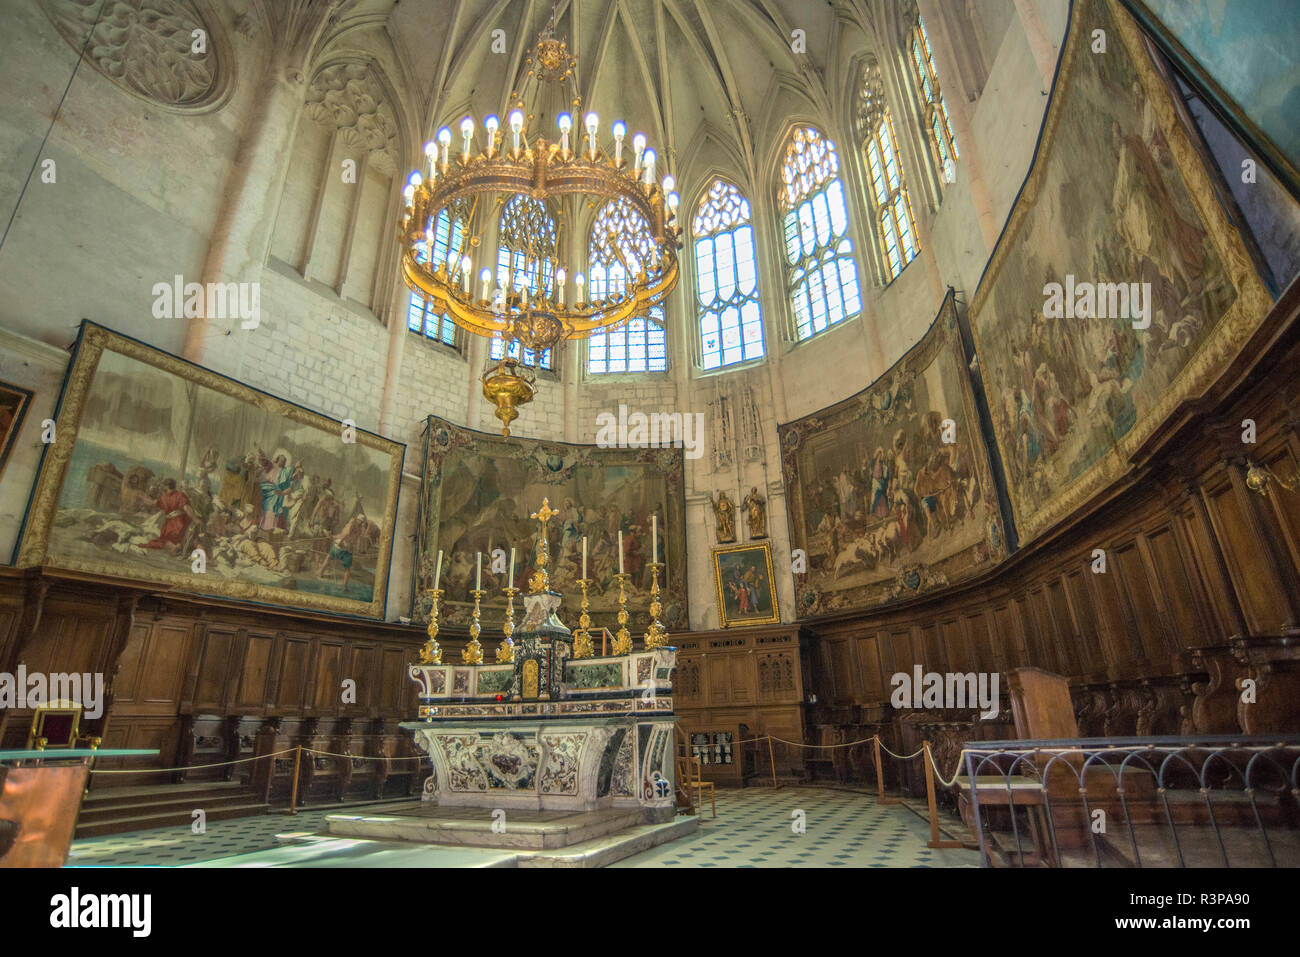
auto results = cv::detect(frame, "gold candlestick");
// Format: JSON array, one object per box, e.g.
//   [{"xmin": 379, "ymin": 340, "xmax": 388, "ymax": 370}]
[
  {"xmin": 644, "ymin": 562, "xmax": 669, "ymax": 649},
  {"xmin": 573, "ymin": 578, "xmax": 594, "ymax": 658},
  {"xmin": 463, "ymin": 588, "xmax": 485, "ymax": 664},
  {"xmin": 418, "ymin": 588, "xmax": 443, "ymax": 664},
  {"xmin": 611, "ymin": 572, "xmax": 633, "ymax": 655},
  {"xmin": 498, "ymin": 586, "xmax": 518, "ymax": 662}
]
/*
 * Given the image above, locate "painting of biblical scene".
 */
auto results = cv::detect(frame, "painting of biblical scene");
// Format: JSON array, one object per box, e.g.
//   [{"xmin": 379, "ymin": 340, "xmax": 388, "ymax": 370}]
[
  {"xmin": 418, "ymin": 416, "xmax": 687, "ymax": 632},
  {"xmin": 0, "ymin": 380, "xmax": 33, "ymax": 485},
  {"xmin": 712, "ymin": 542, "xmax": 779, "ymax": 628},
  {"xmin": 779, "ymin": 297, "xmax": 1004, "ymax": 617},
  {"xmin": 969, "ymin": 0, "xmax": 1272, "ymax": 543},
  {"xmin": 17, "ymin": 323, "xmax": 404, "ymax": 619}
]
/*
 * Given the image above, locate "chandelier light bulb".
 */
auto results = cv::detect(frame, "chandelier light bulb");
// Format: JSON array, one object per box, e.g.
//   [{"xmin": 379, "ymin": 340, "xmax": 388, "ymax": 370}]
[
  {"xmin": 661, "ymin": 174, "xmax": 675, "ymax": 193},
  {"xmin": 460, "ymin": 117, "xmax": 474, "ymax": 159},
  {"xmin": 509, "ymin": 109, "xmax": 524, "ymax": 153},
  {"xmin": 403, "ymin": 184, "xmax": 415, "ymax": 205},
  {"xmin": 437, "ymin": 126, "xmax": 452, "ymax": 165},
  {"xmin": 611, "ymin": 121, "xmax": 626, "ymax": 164},
  {"xmin": 667, "ymin": 191, "xmax": 680, "ymax": 219},
  {"xmin": 558, "ymin": 112, "xmax": 572, "ymax": 153},
  {"xmin": 556, "ymin": 266, "xmax": 567, "ymax": 306},
  {"xmin": 424, "ymin": 140, "xmax": 437, "ymax": 157},
  {"xmin": 461, "ymin": 255, "xmax": 473, "ymax": 292},
  {"xmin": 642, "ymin": 147, "xmax": 656, "ymax": 184},
  {"xmin": 632, "ymin": 132, "xmax": 646, "ymax": 172},
  {"xmin": 480, "ymin": 268, "xmax": 492, "ymax": 301},
  {"xmin": 408, "ymin": 171, "xmax": 422, "ymax": 187}
]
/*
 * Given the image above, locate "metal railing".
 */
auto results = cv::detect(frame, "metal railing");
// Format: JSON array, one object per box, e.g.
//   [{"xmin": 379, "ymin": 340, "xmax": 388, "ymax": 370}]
[{"xmin": 962, "ymin": 735, "xmax": 1300, "ymax": 868}]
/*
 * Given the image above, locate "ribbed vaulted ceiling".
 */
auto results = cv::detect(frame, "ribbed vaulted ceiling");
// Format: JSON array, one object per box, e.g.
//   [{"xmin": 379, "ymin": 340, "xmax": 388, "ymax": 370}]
[{"xmin": 376, "ymin": 0, "xmax": 881, "ymax": 189}]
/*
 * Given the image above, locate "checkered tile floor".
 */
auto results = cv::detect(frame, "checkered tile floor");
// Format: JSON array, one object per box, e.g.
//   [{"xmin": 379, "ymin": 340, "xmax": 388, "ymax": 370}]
[
  {"xmin": 612, "ymin": 787, "xmax": 980, "ymax": 868},
  {"xmin": 65, "ymin": 787, "xmax": 979, "ymax": 867}
]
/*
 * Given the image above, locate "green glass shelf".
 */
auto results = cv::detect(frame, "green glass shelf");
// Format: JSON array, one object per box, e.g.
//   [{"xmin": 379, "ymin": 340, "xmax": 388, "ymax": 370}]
[{"xmin": 0, "ymin": 748, "xmax": 161, "ymax": 760}]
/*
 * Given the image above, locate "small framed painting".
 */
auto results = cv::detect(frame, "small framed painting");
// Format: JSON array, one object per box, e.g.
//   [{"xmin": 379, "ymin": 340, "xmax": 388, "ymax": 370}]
[
  {"xmin": 712, "ymin": 542, "xmax": 779, "ymax": 628},
  {"xmin": 0, "ymin": 380, "xmax": 33, "ymax": 485}
]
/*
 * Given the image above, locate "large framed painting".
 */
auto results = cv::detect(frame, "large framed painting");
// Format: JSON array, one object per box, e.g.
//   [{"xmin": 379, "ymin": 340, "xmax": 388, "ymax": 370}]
[
  {"xmin": 417, "ymin": 416, "xmax": 687, "ymax": 632},
  {"xmin": 970, "ymin": 0, "xmax": 1273, "ymax": 544},
  {"xmin": 779, "ymin": 295, "xmax": 1005, "ymax": 617},
  {"xmin": 16, "ymin": 322, "xmax": 404, "ymax": 619},
  {"xmin": 0, "ymin": 380, "xmax": 33, "ymax": 486},
  {"xmin": 712, "ymin": 542, "xmax": 779, "ymax": 628}
]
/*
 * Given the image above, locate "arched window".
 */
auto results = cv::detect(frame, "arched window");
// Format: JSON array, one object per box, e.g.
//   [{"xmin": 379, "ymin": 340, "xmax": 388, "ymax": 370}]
[
  {"xmin": 908, "ymin": 16, "xmax": 959, "ymax": 180},
  {"xmin": 693, "ymin": 179, "xmax": 763, "ymax": 370},
  {"xmin": 491, "ymin": 195, "xmax": 556, "ymax": 369},
  {"xmin": 408, "ymin": 206, "xmax": 463, "ymax": 347},
  {"xmin": 855, "ymin": 65, "xmax": 919, "ymax": 282},
  {"xmin": 586, "ymin": 198, "xmax": 666, "ymax": 373},
  {"xmin": 778, "ymin": 127, "xmax": 862, "ymax": 341}
]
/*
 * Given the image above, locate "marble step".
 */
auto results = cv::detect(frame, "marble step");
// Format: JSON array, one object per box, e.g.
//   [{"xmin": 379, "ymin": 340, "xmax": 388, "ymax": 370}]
[{"xmin": 325, "ymin": 803, "xmax": 651, "ymax": 850}]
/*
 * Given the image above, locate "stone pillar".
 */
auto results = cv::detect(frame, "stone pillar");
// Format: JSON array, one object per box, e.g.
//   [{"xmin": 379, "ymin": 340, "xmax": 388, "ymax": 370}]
[
  {"xmin": 183, "ymin": 2, "xmax": 340, "ymax": 364},
  {"xmin": 914, "ymin": 0, "xmax": 1000, "ymax": 253},
  {"xmin": 1013, "ymin": 0, "xmax": 1061, "ymax": 91},
  {"xmin": 184, "ymin": 57, "xmax": 310, "ymax": 364}
]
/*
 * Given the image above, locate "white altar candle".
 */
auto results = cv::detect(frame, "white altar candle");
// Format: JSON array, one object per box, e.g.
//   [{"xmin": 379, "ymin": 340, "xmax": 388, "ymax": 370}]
[
  {"xmin": 582, "ymin": 536, "xmax": 588, "ymax": 579},
  {"xmin": 618, "ymin": 530, "xmax": 624, "ymax": 574},
  {"xmin": 476, "ymin": 551, "xmax": 482, "ymax": 591},
  {"xmin": 652, "ymin": 515, "xmax": 657, "ymax": 564},
  {"xmin": 508, "ymin": 547, "xmax": 515, "ymax": 588},
  {"xmin": 434, "ymin": 549, "xmax": 443, "ymax": 589}
]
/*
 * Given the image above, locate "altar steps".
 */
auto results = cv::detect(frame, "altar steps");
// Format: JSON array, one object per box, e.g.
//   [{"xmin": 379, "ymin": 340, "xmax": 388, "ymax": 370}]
[
  {"xmin": 321, "ymin": 802, "xmax": 699, "ymax": 866},
  {"xmin": 75, "ymin": 782, "xmax": 269, "ymax": 839}
]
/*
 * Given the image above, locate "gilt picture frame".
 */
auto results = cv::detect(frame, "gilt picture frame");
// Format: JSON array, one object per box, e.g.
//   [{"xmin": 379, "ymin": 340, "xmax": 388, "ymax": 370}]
[
  {"xmin": 16, "ymin": 322, "xmax": 404, "ymax": 619},
  {"xmin": 0, "ymin": 379, "xmax": 32, "ymax": 487},
  {"xmin": 712, "ymin": 541, "xmax": 779, "ymax": 628}
]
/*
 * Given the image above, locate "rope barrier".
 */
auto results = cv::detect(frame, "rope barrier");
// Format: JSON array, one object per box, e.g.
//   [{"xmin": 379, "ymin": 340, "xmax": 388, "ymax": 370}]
[
  {"xmin": 87, "ymin": 747, "xmax": 300, "ymax": 774},
  {"xmin": 84, "ymin": 746, "xmax": 429, "ymax": 775}
]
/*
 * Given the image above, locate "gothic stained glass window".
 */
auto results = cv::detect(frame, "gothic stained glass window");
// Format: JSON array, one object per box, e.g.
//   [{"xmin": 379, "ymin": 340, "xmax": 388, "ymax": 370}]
[
  {"xmin": 586, "ymin": 197, "xmax": 666, "ymax": 373},
  {"xmin": 408, "ymin": 206, "xmax": 463, "ymax": 347},
  {"xmin": 855, "ymin": 65, "xmax": 920, "ymax": 282},
  {"xmin": 693, "ymin": 179, "xmax": 763, "ymax": 369},
  {"xmin": 491, "ymin": 194, "xmax": 555, "ymax": 370},
  {"xmin": 587, "ymin": 308, "xmax": 667, "ymax": 374},
  {"xmin": 588, "ymin": 196, "xmax": 656, "ymax": 299},
  {"xmin": 909, "ymin": 16, "xmax": 959, "ymax": 179},
  {"xmin": 778, "ymin": 127, "xmax": 862, "ymax": 341}
]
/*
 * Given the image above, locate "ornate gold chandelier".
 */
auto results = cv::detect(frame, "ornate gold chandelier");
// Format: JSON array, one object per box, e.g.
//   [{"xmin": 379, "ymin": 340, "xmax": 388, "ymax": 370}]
[{"xmin": 397, "ymin": 8, "xmax": 682, "ymax": 436}]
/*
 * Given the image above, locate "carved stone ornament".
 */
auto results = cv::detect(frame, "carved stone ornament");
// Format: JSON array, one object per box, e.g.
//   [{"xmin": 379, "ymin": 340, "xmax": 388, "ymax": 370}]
[
  {"xmin": 41, "ymin": 0, "xmax": 229, "ymax": 110},
  {"xmin": 304, "ymin": 61, "xmax": 400, "ymax": 175}
]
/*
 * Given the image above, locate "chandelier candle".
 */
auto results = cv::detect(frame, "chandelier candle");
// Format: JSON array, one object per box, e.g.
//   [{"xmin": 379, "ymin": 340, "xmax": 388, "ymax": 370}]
[
  {"xmin": 476, "ymin": 551, "xmax": 482, "ymax": 591},
  {"xmin": 618, "ymin": 530, "xmax": 624, "ymax": 574},
  {"xmin": 582, "ymin": 535, "xmax": 588, "ymax": 579},
  {"xmin": 434, "ymin": 549, "xmax": 443, "ymax": 589},
  {"xmin": 508, "ymin": 547, "xmax": 515, "ymax": 589}
]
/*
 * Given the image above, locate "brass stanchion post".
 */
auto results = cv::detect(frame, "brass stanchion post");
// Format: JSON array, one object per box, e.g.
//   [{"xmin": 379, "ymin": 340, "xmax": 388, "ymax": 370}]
[
  {"xmin": 874, "ymin": 736, "xmax": 899, "ymax": 804},
  {"xmin": 923, "ymin": 741, "xmax": 963, "ymax": 849},
  {"xmin": 767, "ymin": 735, "xmax": 778, "ymax": 789},
  {"xmin": 288, "ymin": 745, "xmax": 302, "ymax": 815}
]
